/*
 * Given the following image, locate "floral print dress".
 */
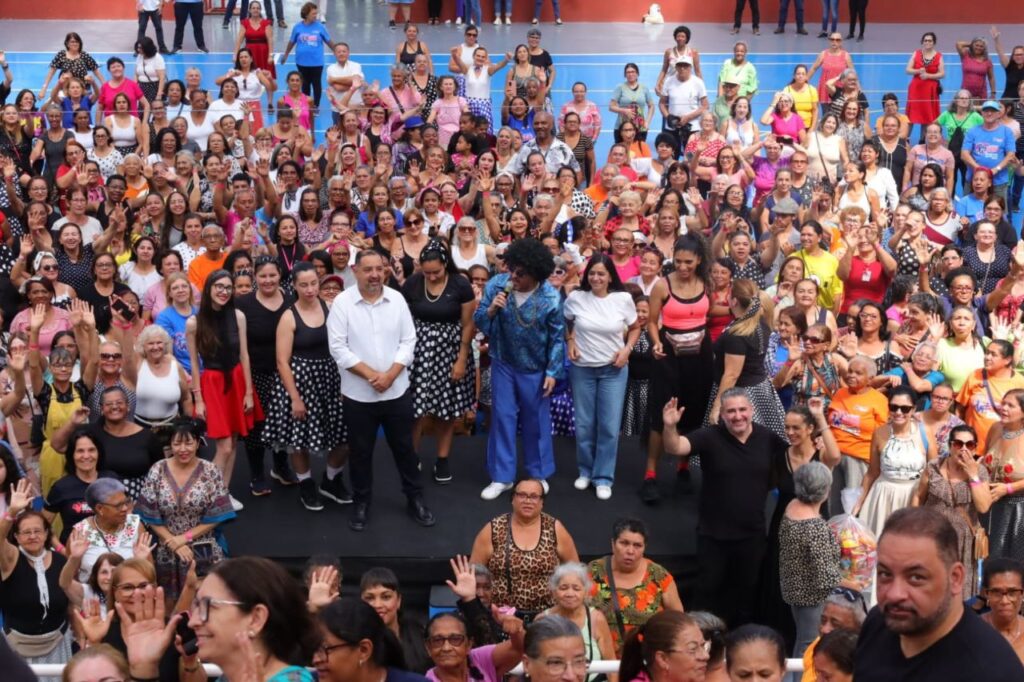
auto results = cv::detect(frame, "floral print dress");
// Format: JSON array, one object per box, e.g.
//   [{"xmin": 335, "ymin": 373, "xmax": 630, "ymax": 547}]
[
  {"xmin": 587, "ymin": 558, "xmax": 676, "ymax": 655},
  {"xmin": 136, "ymin": 459, "xmax": 235, "ymax": 602}
]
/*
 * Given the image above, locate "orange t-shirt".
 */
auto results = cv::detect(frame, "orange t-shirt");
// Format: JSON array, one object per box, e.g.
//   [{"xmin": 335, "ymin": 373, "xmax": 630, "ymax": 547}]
[
  {"xmin": 585, "ymin": 184, "xmax": 609, "ymax": 205},
  {"xmin": 188, "ymin": 252, "xmax": 227, "ymax": 291},
  {"xmin": 827, "ymin": 387, "xmax": 889, "ymax": 461},
  {"xmin": 957, "ymin": 369, "xmax": 1024, "ymax": 450}
]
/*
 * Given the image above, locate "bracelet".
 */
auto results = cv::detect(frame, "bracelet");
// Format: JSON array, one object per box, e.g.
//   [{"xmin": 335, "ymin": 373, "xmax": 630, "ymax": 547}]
[
  {"xmin": 1006, "ymin": 483, "xmax": 1014, "ymax": 495},
  {"xmin": 183, "ymin": 660, "xmax": 202, "ymax": 673},
  {"xmin": 28, "ymin": 343, "xmax": 39, "ymax": 350},
  {"xmin": 969, "ymin": 478, "xmax": 983, "ymax": 488},
  {"xmin": 53, "ymin": 542, "xmax": 65, "ymax": 553},
  {"xmin": 185, "ymin": 530, "xmax": 193, "ymax": 543},
  {"xmin": 3, "ymin": 509, "xmax": 17, "ymax": 521}
]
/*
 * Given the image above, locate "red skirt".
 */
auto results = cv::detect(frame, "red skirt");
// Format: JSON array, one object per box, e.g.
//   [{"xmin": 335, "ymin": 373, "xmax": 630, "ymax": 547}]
[
  {"xmin": 199, "ymin": 363, "xmax": 263, "ymax": 439},
  {"xmin": 246, "ymin": 41, "xmax": 276, "ymax": 79}
]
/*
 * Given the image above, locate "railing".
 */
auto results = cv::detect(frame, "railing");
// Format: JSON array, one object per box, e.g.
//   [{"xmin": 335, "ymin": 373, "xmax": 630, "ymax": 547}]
[{"xmin": 28, "ymin": 659, "xmax": 807, "ymax": 677}]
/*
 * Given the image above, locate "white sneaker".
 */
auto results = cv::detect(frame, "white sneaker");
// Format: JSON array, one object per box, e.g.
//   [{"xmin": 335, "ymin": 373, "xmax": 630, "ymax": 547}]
[
  {"xmin": 493, "ymin": 16, "xmax": 501, "ymax": 24},
  {"xmin": 481, "ymin": 481, "xmax": 513, "ymax": 500},
  {"xmin": 595, "ymin": 485, "xmax": 612, "ymax": 500},
  {"xmin": 505, "ymin": 15, "xmax": 512, "ymax": 24},
  {"xmin": 455, "ymin": 16, "xmax": 463, "ymax": 25},
  {"xmin": 574, "ymin": 476, "xmax": 590, "ymax": 490},
  {"xmin": 230, "ymin": 495, "xmax": 245, "ymax": 511},
  {"xmin": 540, "ymin": 479, "xmax": 550, "ymax": 495}
]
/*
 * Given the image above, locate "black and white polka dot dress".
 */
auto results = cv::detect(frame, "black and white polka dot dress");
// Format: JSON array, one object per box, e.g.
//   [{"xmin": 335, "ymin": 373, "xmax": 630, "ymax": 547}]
[
  {"xmin": 278, "ymin": 302, "xmax": 346, "ymax": 452},
  {"xmin": 403, "ymin": 273, "xmax": 476, "ymax": 421}
]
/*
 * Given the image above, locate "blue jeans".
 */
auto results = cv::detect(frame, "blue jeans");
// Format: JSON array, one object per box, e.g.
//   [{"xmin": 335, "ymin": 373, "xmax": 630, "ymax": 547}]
[
  {"xmin": 495, "ymin": 0, "xmax": 513, "ymax": 15},
  {"xmin": 821, "ymin": 0, "xmax": 839, "ymax": 32},
  {"xmin": 465, "ymin": 0, "xmax": 482, "ymax": 25},
  {"xmin": 777, "ymin": 0, "xmax": 804, "ymax": 27},
  {"xmin": 569, "ymin": 363, "xmax": 628, "ymax": 486},
  {"xmin": 533, "ymin": 0, "xmax": 559, "ymax": 20},
  {"xmin": 487, "ymin": 359, "xmax": 555, "ymax": 484}
]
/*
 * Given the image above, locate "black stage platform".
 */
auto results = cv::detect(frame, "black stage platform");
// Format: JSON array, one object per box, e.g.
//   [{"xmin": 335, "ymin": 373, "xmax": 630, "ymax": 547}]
[{"xmin": 221, "ymin": 434, "xmax": 701, "ymax": 601}]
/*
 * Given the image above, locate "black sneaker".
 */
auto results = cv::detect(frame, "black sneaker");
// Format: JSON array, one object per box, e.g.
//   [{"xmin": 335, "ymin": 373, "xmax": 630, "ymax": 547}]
[
  {"xmin": 639, "ymin": 477, "xmax": 660, "ymax": 505},
  {"xmin": 320, "ymin": 472, "xmax": 353, "ymax": 504},
  {"xmin": 433, "ymin": 458, "xmax": 452, "ymax": 484},
  {"xmin": 222, "ymin": 22, "xmax": 230, "ymax": 29},
  {"xmin": 817, "ymin": 31, "xmax": 828, "ymax": 38},
  {"xmin": 797, "ymin": 27, "xmax": 808, "ymax": 35},
  {"xmin": 299, "ymin": 478, "xmax": 324, "ymax": 511},
  {"xmin": 389, "ymin": 20, "xmax": 396, "ymax": 28},
  {"xmin": 271, "ymin": 455, "xmax": 298, "ymax": 486},
  {"xmin": 250, "ymin": 478, "xmax": 271, "ymax": 496},
  {"xmin": 197, "ymin": 46, "xmax": 209, "ymax": 53}
]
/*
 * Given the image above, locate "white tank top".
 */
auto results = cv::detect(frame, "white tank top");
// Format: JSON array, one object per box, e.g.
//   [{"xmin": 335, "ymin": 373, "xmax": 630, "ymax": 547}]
[
  {"xmin": 135, "ymin": 358, "xmax": 182, "ymax": 422},
  {"xmin": 452, "ymin": 243, "xmax": 489, "ymax": 271},
  {"xmin": 187, "ymin": 113, "xmax": 216, "ymax": 151},
  {"xmin": 109, "ymin": 116, "xmax": 137, "ymax": 148},
  {"xmin": 838, "ymin": 188, "xmax": 872, "ymax": 216},
  {"xmin": 464, "ymin": 66, "xmax": 491, "ymax": 100}
]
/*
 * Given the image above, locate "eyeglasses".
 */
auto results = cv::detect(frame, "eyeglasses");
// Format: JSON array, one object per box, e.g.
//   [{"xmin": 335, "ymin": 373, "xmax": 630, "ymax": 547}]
[
  {"xmin": 829, "ymin": 586, "xmax": 868, "ymax": 613},
  {"xmin": 100, "ymin": 352, "xmax": 123, "ymax": 361},
  {"xmin": 539, "ymin": 657, "xmax": 589, "ymax": 676},
  {"xmin": 39, "ymin": 264, "xmax": 58, "ymax": 272},
  {"xmin": 212, "ymin": 283, "xmax": 234, "ymax": 293},
  {"xmin": 99, "ymin": 497, "xmax": 134, "ymax": 511},
  {"xmin": 427, "ymin": 634, "xmax": 468, "ymax": 648},
  {"xmin": 611, "ymin": 237, "xmax": 632, "ymax": 244},
  {"xmin": 930, "ymin": 394, "xmax": 953, "ymax": 403},
  {"xmin": 16, "ymin": 528, "xmax": 46, "ymax": 537},
  {"xmin": 951, "ymin": 285, "xmax": 975, "ymax": 292},
  {"xmin": 315, "ymin": 642, "xmax": 355, "ymax": 659},
  {"xmin": 115, "ymin": 581, "xmax": 152, "ymax": 595},
  {"xmin": 985, "ymin": 588, "xmax": 1024, "ymax": 601},
  {"xmin": 950, "ymin": 438, "xmax": 977, "ymax": 449},
  {"xmin": 458, "ymin": 226, "xmax": 476, "ymax": 232},
  {"xmin": 669, "ymin": 641, "xmax": 712, "ymax": 657},
  {"xmin": 513, "ymin": 492, "xmax": 543, "ymax": 501},
  {"xmin": 888, "ymin": 403, "xmax": 914, "ymax": 414},
  {"xmin": 189, "ymin": 596, "xmax": 245, "ymax": 623}
]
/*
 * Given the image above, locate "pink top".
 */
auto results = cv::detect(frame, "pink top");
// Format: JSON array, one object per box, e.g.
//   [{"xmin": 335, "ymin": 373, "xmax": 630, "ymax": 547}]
[
  {"xmin": 612, "ymin": 255, "xmax": 642, "ymax": 282},
  {"xmin": 771, "ymin": 112, "xmax": 805, "ymax": 140},
  {"xmin": 11, "ymin": 307, "xmax": 72, "ymax": 357},
  {"xmin": 98, "ymin": 79, "xmax": 145, "ymax": 117},
  {"xmin": 379, "ymin": 85, "xmax": 422, "ymax": 137},
  {"xmin": 142, "ymin": 279, "xmax": 200, "ymax": 319},
  {"xmin": 560, "ymin": 100, "xmax": 602, "ymax": 141},
  {"xmin": 431, "ymin": 96, "xmax": 468, "ymax": 147},
  {"xmin": 817, "ymin": 50, "xmax": 850, "ymax": 104},
  {"xmin": 661, "ymin": 283, "xmax": 709, "ymax": 331},
  {"xmin": 960, "ymin": 54, "xmax": 992, "ymax": 100},
  {"xmin": 282, "ymin": 92, "xmax": 312, "ymax": 130}
]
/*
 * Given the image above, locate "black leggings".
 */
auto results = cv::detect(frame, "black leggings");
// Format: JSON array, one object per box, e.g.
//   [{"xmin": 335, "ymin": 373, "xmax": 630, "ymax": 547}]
[
  {"xmin": 296, "ymin": 65, "xmax": 324, "ymax": 110},
  {"xmin": 848, "ymin": 0, "xmax": 867, "ymax": 37},
  {"xmin": 428, "ymin": 0, "xmax": 443, "ymax": 18},
  {"xmin": 733, "ymin": 0, "xmax": 760, "ymax": 29}
]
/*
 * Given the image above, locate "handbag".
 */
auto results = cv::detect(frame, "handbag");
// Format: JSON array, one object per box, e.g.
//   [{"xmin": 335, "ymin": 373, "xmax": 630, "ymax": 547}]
[
  {"xmin": 957, "ymin": 505, "xmax": 989, "ymax": 560},
  {"xmin": 664, "ymin": 328, "xmax": 705, "ymax": 356},
  {"xmin": 814, "ymin": 133, "xmax": 836, "ymax": 194}
]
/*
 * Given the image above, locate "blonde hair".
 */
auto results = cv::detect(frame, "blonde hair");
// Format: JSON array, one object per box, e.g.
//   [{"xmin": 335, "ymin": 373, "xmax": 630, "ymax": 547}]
[
  {"xmin": 728, "ymin": 279, "xmax": 764, "ymax": 337},
  {"xmin": 63, "ymin": 645, "xmax": 130, "ymax": 682},
  {"xmin": 838, "ymin": 205, "xmax": 867, "ymax": 226},
  {"xmin": 619, "ymin": 190, "xmax": 642, "ymax": 206},
  {"xmin": 163, "ymin": 271, "xmax": 194, "ymax": 307}
]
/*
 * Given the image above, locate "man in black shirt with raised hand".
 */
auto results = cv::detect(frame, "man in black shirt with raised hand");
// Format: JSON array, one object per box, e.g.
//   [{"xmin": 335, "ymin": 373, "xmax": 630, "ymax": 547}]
[
  {"xmin": 854, "ymin": 507, "xmax": 1024, "ymax": 680},
  {"xmin": 662, "ymin": 388, "xmax": 788, "ymax": 629}
]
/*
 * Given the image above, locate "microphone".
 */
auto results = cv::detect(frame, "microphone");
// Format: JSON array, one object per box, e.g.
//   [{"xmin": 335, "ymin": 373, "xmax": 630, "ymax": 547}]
[{"xmin": 503, "ymin": 281, "xmax": 514, "ymax": 295}]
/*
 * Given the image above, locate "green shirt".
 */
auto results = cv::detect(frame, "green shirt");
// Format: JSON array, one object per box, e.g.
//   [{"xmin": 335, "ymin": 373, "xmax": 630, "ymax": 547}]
[
  {"xmin": 719, "ymin": 59, "xmax": 759, "ymax": 98},
  {"xmin": 935, "ymin": 110, "xmax": 984, "ymax": 144}
]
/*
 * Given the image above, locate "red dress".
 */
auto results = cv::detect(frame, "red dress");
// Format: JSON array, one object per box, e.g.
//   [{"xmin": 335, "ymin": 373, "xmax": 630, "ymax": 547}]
[
  {"xmin": 906, "ymin": 50, "xmax": 942, "ymax": 124},
  {"xmin": 243, "ymin": 19, "xmax": 276, "ymax": 78}
]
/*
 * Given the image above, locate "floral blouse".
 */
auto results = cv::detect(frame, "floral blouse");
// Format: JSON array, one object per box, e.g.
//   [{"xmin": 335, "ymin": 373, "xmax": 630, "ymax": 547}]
[
  {"xmin": 559, "ymin": 101, "xmax": 602, "ymax": 141},
  {"xmin": 588, "ymin": 558, "xmax": 676, "ymax": 654}
]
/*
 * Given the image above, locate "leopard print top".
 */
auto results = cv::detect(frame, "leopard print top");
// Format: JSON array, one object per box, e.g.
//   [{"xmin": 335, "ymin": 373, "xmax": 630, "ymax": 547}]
[{"xmin": 487, "ymin": 512, "xmax": 560, "ymax": 613}]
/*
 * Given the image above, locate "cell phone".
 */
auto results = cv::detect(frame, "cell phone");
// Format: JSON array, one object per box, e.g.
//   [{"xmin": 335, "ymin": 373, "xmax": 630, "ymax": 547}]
[
  {"xmin": 176, "ymin": 613, "xmax": 199, "ymax": 656},
  {"xmin": 112, "ymin": 298, "xmax": 136, "ymax": 322}
]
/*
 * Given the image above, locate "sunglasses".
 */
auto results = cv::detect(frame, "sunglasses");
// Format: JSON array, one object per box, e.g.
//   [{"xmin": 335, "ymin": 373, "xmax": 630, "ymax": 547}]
[
  {"xmin": 801, "ymin": 335, "xmax": 825, "ymax": 344},
  {"xmin": 39, "ymin": 264, "xmax": 58, "ymax": 272},
  {"xmin": 829, "ymin": 586, "xmax": 867, "ymax": 613},
  {"xmin": 100, "ymin": 352, "xmax": 123, "ymax": 361},
  {"xmin": 407, "ymin": 218, "xmax": 423, "ymax": 226},
  {"xmin": 951, "ymin": 438, "xmax": 977, "ymax": 449},
  {"xmin": 888, "ymin": 404, "xmax": 914, "ymax": 414}
]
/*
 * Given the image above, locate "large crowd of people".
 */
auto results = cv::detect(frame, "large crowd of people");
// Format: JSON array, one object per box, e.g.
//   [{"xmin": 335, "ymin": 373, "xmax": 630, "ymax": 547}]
[{"xmin": 5, "ymin": 4, "xmax": 1024, "ymax": 681}]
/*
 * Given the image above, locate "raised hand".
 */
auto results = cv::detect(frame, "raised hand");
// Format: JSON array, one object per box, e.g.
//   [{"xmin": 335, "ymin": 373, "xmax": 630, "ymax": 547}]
[
  {"xmin": 68, "ymin": 525, "xmax": 90, "ymax": 559},
  {"xmin": 19, "ymin": 234, "xmax": 33, "ymax": 256},
  {"xmin": 8, "ymin": 478, "xmax": 33, "ymax": 515},
  {"xmin": 74, "ymin": 597, "xmax": 116, "ymax": 644},
  {"xmin": 807, "ymin": 396, "xmax": 826, "ymax": 418},
  {"xmin": 133, "ymin": 529, "xmax": 156, "ymax": 563},
  {"xmin": 28, "ymin": 304, "xmax": 47, "ymax": 333},
  {"xmin": 445, "ymin": 554, "xmax": 478, "ymax": 602},
  {"xmin": 307, "ymin": 565, "xmax": 340, "ymax": 610},
  {"xmin": 662, "ymin": 397, "xmax": 685, "ymax": 428},
  {"xmin": 117, "ymin": 586, "xmax": 179, "ymax": 676}
]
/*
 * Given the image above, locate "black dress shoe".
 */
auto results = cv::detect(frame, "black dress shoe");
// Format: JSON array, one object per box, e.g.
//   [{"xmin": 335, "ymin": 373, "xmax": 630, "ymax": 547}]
[
  {"xmin": 407, "ymin": 497, "xmax": 436, "ymax": 527},
  {"xmin": 349, "ymin": 502, "xmax": 369, "ymax": 531}
]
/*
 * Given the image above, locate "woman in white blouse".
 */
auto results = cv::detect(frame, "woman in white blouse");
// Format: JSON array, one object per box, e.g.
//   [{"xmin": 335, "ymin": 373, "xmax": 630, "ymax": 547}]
[{"xmin": 564, "ymin": 253, "xmax": 640, "ymax": 501}]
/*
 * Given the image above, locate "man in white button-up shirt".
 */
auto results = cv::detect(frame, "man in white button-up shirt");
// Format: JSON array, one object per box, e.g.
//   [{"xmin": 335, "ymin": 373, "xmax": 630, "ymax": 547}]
[{"xmin": 327, "ymin": 250, "xmax": 436, "ymax": 532}]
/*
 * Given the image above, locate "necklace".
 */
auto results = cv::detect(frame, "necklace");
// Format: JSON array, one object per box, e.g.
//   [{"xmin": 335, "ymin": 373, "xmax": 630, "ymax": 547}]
[
  {"xmin": 425, "ymin": 275, "xmax": 448, "ymax": 303},
  {"xmin": 1003, "ymin": 427, "xmax": 1024, "ymax": 440}
]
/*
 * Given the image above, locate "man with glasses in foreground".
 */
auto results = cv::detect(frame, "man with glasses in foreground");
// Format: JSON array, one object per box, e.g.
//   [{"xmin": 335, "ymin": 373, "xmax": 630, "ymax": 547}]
[{"xmin": 853, "ymin": 507, "xmax": 1023, "ymax": 679}]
